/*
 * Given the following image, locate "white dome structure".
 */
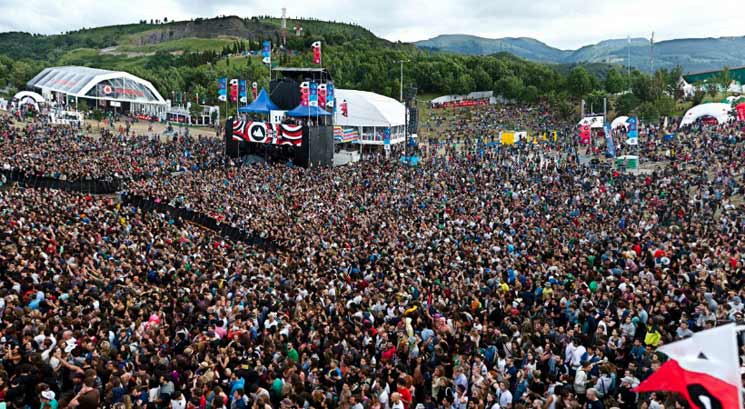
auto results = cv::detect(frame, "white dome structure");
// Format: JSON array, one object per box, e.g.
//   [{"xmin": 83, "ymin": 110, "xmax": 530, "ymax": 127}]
[{"xmin": 680, "ymin": 103, "xmax": 733, "ymax": 127}]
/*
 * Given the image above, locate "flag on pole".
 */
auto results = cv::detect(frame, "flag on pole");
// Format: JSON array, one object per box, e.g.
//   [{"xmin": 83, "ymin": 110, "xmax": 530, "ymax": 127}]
[
  {"xmin": 340, "ymin": 99, "xmax": 348, "ymax": 117},
  {"xmin": 261, "ymin": 41, "xmax": 271, "ymax": 65},
  {"xmin": 311, "ymin": 41, "xmax": 322, "ymax": 65},
  {"xmin": 251, "ymin": 82, "xmax": 258, "ymax": 100},
  {"xmin": 229, "ymin": 79, "xmax": 238, "ymax": 103},
  {"xmin": 626, "ymin": 116, "xmax": 639, "ymax": 145},
  {"xmin": 605, "ymin": 122, "xmax": 616, "ymax": 157},
  {"xmin": 309, "ymin": 82, "xmax": 318, "ymax": 107},
  {"xmin": 633, "ymin": 324, "xmax": 741, "ymax": 409},
  {"xmin": 217, "ymin": 78, "xmax": 227, "ymax": 102},
  {"xmin": 326, "ymin": 81, "xmax": 335, "ymax": 112},
  {"xmin": 239, "ymin": 80, "xmax": 247, "ymax": 103}
]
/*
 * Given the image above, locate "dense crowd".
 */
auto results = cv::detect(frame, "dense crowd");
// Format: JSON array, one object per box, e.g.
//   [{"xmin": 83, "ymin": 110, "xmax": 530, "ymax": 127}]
[
  {"xmin": 0, "ymin": 114, "xmax": 224, "ymax": 181},
  {"xmin": 420, "ymin": 103, "xmax": 571, "ymax": 143},
  {"xmin": 1, "ymin": 104, "xmax": 745, "ymax": 409}
]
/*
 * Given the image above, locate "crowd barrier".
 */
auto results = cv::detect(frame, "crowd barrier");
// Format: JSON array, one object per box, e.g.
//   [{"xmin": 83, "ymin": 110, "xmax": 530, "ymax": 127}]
[
  {"xmin": 0, "ymin": 169, "xmax": 121, "ymax": 194},
  {"xmin": 120, "ymin": 193, "xmax": 273, "ymax": 249}
]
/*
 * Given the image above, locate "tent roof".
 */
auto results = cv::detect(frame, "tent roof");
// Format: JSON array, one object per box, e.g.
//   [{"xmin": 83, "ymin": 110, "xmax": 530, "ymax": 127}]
[
  {"xmin": 680, "ymin": 102, "xmax": 733, "ymax": 127},
  {"xmin": 286, "ymin": 104, "xmax": 331, "ymax": 117},
  {"xmin": 334, "ymin": 89, "xmax": 405, "ymax": 127},
  {"xmin": 26, "ymin": 65, "xmax": 165, "ymax": 104},
  {"xmin": 238, "ymin": 88, "xmax": 279, "ymax": 114}
]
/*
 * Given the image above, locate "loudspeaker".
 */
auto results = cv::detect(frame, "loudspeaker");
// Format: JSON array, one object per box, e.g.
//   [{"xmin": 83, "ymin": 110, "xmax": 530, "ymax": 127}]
[
  {"xmin": 269, "ymin": 78, "xmax": 300, "ymax": 110},
  {"xmin": 224, "ymin": 119, "xmax": 240, "ymax": 158},
  {"xmin": 408, "ymin": 107, "xmax": 418, "ymax": 135},
  {"xmin": 306, "ymin": 126, "xmax": 334, "ymax": 168}
]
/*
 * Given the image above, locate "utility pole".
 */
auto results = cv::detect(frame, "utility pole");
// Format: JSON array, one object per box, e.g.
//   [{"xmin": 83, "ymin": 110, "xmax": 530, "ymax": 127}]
[
  {"xmin": 650, "ymin": 31, "xmax": 655, "ymax": 73},
  {"xmin": 627, "ymin": 35, "xmax": 631, "ymax": 91},
  {"xmin": 397, "ymin": 59, "xmax": 410, "ymax": 102}
]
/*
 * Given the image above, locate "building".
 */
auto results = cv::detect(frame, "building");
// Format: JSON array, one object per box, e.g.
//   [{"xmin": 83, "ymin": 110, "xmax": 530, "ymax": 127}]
[
  {"xmin": 682, "ymin": 66, "xmax": 745, "ymax": 94},
  {"xmin": 26, "ymin": 66, "xmax": 167, "ymax": 115}
]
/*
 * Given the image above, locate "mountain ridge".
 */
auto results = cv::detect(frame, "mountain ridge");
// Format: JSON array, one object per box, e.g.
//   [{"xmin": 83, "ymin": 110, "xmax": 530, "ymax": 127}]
[{"xmin": 414, "ymin": 34, "xmax": 745, "ymax": 73}]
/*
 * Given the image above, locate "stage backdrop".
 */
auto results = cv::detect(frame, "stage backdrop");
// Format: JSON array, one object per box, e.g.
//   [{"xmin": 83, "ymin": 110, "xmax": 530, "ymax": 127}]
[{"xmin": 231, "ymin": 120, "xmax": 303, "ymax": 146}]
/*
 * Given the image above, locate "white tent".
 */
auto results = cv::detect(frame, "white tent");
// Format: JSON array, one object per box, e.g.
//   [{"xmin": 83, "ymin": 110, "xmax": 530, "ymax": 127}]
[
  {"xmin": 334, "ymin": 89, "xmax": 406, "ymax": 145},
  {"xmin": 13, "ymin": 91, "xmax": 45, "ymax": 111},
  {"xmin": 680, "ymin": 103, "xmax": 733, "ymax": 127},
  {"xmin": 611, "ymin": 116, "xmax": 629, "ymax": 130}
]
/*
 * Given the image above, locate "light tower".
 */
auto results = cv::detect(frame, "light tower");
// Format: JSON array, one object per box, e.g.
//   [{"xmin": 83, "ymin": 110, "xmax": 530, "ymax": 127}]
[{"xmin": 281, "ymin": 7, "xmax": 287, "ymax": 46}]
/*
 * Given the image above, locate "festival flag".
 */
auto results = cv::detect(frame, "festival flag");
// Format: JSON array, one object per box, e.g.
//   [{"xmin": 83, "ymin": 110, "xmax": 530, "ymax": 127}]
[
  {"xmin": 261, "ymin": 41, "xmax": 272, "ymax": 65},
  {"xmin": 340, "ymin": 99, "xmax": 348, "ymax": 117},
  {"xmin": 217, "ymin": 78, "xmax": 227, "ymax": 102},
  {"xmin": 251, "ymin": 82, "xmax": 258, "ymax": 100},
  {"xmin": 311, "ymin": 41, "xmax": 322, "ymax": 65},
  {"xmin": 309, "ymin": 82, "xmax": 318, "ymax": 107},
  {"xmin": 239, "ymin": 80, "xmax": 247, "ymax": 104},
  {"xmin": 300, "ymin": 82, "xmax": 310, "ymax": 107},
  {"xmin": 326, "ymin": 81, "xmax": 335, "ymax": 112},
  {"xmin": 579, "ymin": 124, "xmax": 591, "ymax": 145},
  {"xmin": 605, "ymin": 122, "xmax": 616, "ymax": 157},
  {"xmin": 626, "ymin": 116, "xmax": 639, "ymax": 145},
  {"xmin": 229, "ymin": 79, "xmax": 238, "ymax": 103},
  {"xmin": 318, "ymin": 84, "xmax": 327, "ymax": 109},
  {"xmin": 633, "ymin": 324, "xmax": 741, "ymax": 409}
]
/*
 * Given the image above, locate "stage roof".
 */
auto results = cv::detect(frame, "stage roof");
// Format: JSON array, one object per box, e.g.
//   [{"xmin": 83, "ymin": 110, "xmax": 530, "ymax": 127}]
[{"xmin": 27, "ymin": 66, "xmax": 166, "ymax": 105}]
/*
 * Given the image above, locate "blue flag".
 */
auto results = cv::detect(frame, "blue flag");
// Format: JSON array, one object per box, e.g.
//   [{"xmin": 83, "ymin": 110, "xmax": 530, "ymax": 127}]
[
  {"xmin": 605, "ymin": 122, "xmax": 615, "ymax": 157},
  {"xmin": 217, "ymin": 77, "xmax": 227, "ymax": 102}
]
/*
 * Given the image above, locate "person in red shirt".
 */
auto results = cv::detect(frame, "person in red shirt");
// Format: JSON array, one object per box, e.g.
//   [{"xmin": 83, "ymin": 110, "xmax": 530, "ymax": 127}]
[{"xmin": 397, "ymin": 376, "xmax": 413, "ymax": 409}]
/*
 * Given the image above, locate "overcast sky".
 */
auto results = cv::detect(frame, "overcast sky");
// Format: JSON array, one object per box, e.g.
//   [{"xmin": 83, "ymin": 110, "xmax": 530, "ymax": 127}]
[{"xmin": 0, "ymin": 0, "xmax": 743, "ymax": 49}]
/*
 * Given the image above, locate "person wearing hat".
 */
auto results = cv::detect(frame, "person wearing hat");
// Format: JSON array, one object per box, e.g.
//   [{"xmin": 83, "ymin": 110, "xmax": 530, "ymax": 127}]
[
  {"xmin": 40, "ymin": 390, "xmax": 59, "ymax": 409},
  {"xmin": 616, "ymin": 376, "xmax": 637, "ymax": 409}
]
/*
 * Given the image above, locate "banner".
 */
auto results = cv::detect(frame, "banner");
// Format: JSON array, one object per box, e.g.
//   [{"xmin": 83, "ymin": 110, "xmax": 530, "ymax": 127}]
[
  {"xmin": 251, "ymin": 82, "xmax": 258, "ymax": 100},
  {"xmin": 309, "ymin": 82, "xmax": 318, "ymax": 107},
  {"xmin": 340, "ymin": 99, "xmax": 348, "ymax": 117},
  {"xmin": 261, "ymin": 41, "xmax": 271, "ymax": 65},
  {"xmin": 334, "ymin": 126, "xmax": 359, "ymax": 143},
  {"xmin": 579, "ymin": 125, "xmax": 591, "ymax": 145},
  {"xmin": 231, "ymin": 120, "xmax": 303, "ymax": 146},
  {"xmin": 229, "ymin": 79, "xmax": 238, "ymax": 103},
  {"xmin": 500, "ymin": 132, "xmax": 515, "ymax": 145},
  {"xmin": 384, "ymin": 128, "xmax": 391, "ymax": 145},
  {"xmin": 311, "ymin": 41, "xmax": 322, "ymax": 65},
  {"xmin": 578, "ymin": 115, "xmax": 605, "ymax": 129},
  {"xmin": 239, "ymin": 80, "xmax": 247, "ymax": 104},
  {"xmin": 604, "ymin": 122, "xmax": 615, "ymax": 157},
  {"xmin": 326, "ymin": 81, "xmax": 335, "ymax": 112},
  {"xmin": 217, "ymin": 78, "xmax": 227, "ymax": 102},
  {"xmin": 432, "ymin": 99, "xmax": 489, "ymax": 109},
  {"xmin": 318, "ymin": 84, "xmax": 327, "ymax": 109},
  {"xmin": 300, "ymin": 82, "xmax": 310, "ymax": 107},
  {"xmin": 626, "ymin": 116, "xmax": 639, "ymax": 145},
  {"xmin": 736, "ymin": 103, "xmax": 745, "ymax": 121}
]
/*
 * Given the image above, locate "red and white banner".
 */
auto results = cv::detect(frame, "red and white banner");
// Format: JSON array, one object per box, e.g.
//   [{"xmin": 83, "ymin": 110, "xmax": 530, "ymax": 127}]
[
  {"xmin": 634, "ymin": 324, "xmax": 741, "ymax": 409},
  {"xmin": 579, "ymin": 125, "xmax": 591, "ymax": 145},
  {"xmin": 300, "ymin": 82, "xmax": 310, "ymax": 107},
  {"xmin": 251, "ymin": 82, "xmax": 258, "ymax": 100},
  {"xmin": 312, "ymin": 41, "xmax": 322, "ymax": 65},
  {"xmin": 229, "ymin": 79, "xmax": 238, "ymax": 103},
  {"xmin": 318, "ymin": 84, "xmax": 327, "ymax": 109}
]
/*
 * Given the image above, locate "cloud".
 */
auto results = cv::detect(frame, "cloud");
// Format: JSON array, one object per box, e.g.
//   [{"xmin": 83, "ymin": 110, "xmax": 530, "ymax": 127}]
[{"xmin": 0, "ymin": 0, "xmax": 743, "ymax": 49}]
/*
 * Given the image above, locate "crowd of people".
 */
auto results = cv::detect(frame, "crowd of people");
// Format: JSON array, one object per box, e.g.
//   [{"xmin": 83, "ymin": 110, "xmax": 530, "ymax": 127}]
[
  {"xmin": 1, "ymin": 106, "xmax": 745, "ymax": 409},
  {"xmin": 0, "ymin": 115, "xmax": 224, "ymax": 182}
]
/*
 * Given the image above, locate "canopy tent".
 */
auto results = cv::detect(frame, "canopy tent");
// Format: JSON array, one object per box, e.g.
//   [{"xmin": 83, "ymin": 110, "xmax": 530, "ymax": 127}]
[
  {"xmin": 611, "ymin": 116, "xmax": 629, "ymax": 130},
  {"xmin": 680, "ymin": 103, "xmax": 733, "ymax": 127},
  {"xmin": 238, "ymin": 88, "xmax": 278, "ymax": 114},
  {"xmin": 13, "ymin": 91, "xmax": 45, "ymax": 111},
  {"xmin": 285, "ymin": 104, "xmax": 331, "ymax": 117}
]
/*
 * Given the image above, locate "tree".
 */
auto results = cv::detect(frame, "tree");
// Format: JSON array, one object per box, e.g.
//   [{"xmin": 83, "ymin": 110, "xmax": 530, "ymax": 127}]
[
  {"xmin": 691, "ymin": 82, "xmax": 707, "ymax": 105},
  {"xmin": 635, "ymin": 101, "xmax": 660, "ymax": 123},
  {"xmin": 585, "ymin": 90, "xmax": 609, "ymax": 114},
  {"xmin": 495, "ymin": 75, "xmax": 524, "ymax": 100},
  {"xmin": 615, "ymin": 93, "xmax": 640, "ymax": 115},
  {"xmin": 567, "ymin": 67, "xmax": 593, "ymax": 98},
  {"xmin": 631, "ymin": 73, "xmax": 656, "ymax": 102},
  {"xmin": 716, "ymin": 67, "xmax": 731, "ymax": 94},
  {"xmin": 604, "ymin": 68, "xmax": 626, "ymax": 94},
  {"xmin": 11, "ymin": 61, "xmax": 34, "ymax": 88}
]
